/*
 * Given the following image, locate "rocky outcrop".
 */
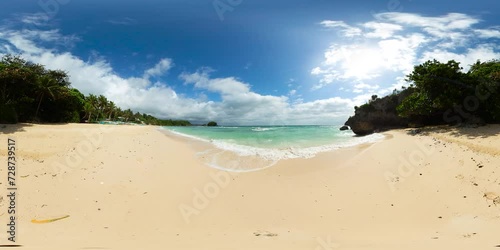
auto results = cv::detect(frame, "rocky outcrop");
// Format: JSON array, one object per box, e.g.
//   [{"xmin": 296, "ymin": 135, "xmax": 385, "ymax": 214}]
[
  {"xmin": 345, "ymin": 112, "xmax": 407, "ymax": 135},
  {"xmin": 339, "ymin": 125, "xmax": 349, "ymax": 131},
  {"xmin": 344, "ymin": 93, "xmax": 410, "ymax": 136}
]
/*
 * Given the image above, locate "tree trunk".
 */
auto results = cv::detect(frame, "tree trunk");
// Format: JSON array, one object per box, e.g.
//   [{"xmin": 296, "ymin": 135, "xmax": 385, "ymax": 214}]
[{"xmin": 35, "ymin": 92, "xmax": 44, "ymax": 122}]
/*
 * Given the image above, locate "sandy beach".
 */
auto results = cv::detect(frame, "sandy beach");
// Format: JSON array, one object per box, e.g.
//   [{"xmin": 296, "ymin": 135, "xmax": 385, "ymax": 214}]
[{"xmin": 0, "ymin": 123, "xmax": 499, "ymax": 249}]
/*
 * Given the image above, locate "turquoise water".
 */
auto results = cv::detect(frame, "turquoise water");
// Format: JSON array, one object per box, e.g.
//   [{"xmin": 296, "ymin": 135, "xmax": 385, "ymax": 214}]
[
  {"xmin": 164, "ymin": 126, "xmax": 384, "ymax": 161},
  {"xmin": 168, "ymin": 126, "xmax": 354, "ymax": 148}
]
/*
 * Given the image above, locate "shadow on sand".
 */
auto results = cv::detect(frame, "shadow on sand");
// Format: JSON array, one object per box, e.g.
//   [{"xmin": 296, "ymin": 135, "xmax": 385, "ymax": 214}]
[
  {"xmin": 409, "ymin": 124, "xmax": 500, "ymax": 139},
  {"xmin": 0, "ymin": 123, "xmax": 34, "ymax": 134}
]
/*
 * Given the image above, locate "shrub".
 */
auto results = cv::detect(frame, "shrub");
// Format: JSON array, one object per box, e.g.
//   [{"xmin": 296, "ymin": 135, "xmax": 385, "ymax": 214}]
[{"xmin": 0, "ymin": 104, "xmax": 18, "ymax": 124}]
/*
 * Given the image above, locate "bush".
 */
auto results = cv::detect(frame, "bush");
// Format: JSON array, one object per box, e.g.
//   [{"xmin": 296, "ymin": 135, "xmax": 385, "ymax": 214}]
[
  {"xmin": 64, "ymin": 111, "xmax": 81, "ymax": 123},
  {"xmin": 0, "ymin": 104, "xmax": 18, "ymax": 124}
]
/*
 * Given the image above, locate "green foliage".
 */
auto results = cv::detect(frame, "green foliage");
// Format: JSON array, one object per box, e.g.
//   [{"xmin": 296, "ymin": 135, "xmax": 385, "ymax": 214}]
[
  {"xmin": 468, "ymin": 60, "xmax": 500, "ymax": 121},
  {"xmin": 207, "ymin": 121, "xmax": 218, "ymax": 126},
  {"xmin": 396, "ymin": 90, "xmax": 434, "ymax": 117},
  {"xmin": 398, "ymin": 60, "xmax": 469, "ymax": 118},
  {"xmin": 0, "ymin": 54, "xmax": 191, "ymax": 126},
  {"xmin": 0, "ymin": 104, "xmax": 18, "ymax": 124},
  {"xmin": 155, "ymin": 119, "xmax": 192, "ymax": 126},
  {"xmin": 397, "ymin": 59, "xmax": 500, "ymax": 124}
]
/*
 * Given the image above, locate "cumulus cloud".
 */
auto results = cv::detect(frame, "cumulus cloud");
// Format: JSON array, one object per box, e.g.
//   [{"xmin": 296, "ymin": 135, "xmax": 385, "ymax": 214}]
[
  {"xmin": 0, "ymin": 16, "xmax": 355, "ymax": 125},
  {"xmin": 312, "ymin": 12, "xmax": 500, "ymax": 90},
  {"xmin": 352, "ymin": 83, "xmax": 380, "ymax": 94},
  {"xmin": 363, "ymin": 22, "xmax": 403, "ymax": 39},
  {"xmin": 311, "ymin": 32, "xmax": 427, "ymax": 89},
  {"xmin": 144, "ymin": 58, "xmax": 173, "ymax": 79},
  {"xmin": 419, "ymin": 44, "xmax": 500, "ymax": 71}
]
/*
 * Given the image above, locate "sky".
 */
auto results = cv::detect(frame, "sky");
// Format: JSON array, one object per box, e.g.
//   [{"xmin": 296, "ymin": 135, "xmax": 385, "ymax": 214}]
[{"xmin": 0, "ymin": 0, "xmax": 499, "ymax": 125}]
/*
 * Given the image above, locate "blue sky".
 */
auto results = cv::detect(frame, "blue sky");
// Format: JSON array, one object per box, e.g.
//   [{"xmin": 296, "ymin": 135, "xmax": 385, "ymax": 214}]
[{"xmin": 0, "ymin": 0, "xmax": 499, "ymax": 125}]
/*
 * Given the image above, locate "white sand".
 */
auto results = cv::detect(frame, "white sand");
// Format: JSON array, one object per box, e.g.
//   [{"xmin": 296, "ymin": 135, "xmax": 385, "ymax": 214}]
[{"xmin": 0, "ymin": 123, "xmax": 499, "ymax": 249}]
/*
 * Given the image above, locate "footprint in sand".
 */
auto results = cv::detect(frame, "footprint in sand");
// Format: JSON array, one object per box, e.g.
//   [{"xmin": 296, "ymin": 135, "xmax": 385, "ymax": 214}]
[{"xmin": 484, "ymin": 192, "xmax": 500, "ymax": 205}]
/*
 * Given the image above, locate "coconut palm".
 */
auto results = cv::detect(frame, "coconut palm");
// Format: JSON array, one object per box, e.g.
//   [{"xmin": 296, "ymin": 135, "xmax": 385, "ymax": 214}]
[
  {"xmin": 84, "ymin": 94, "xmax": 99, "ymax": 122},
  {"xmin": 35, "ymin": 75, "xmax": 61, "ymax": 121},
  {"xmin": 106, "ymin": 101, "xmax": 117, "ymax": 120},
  {"xmin": 96, "ymin": 95, "xmax": 108, "ymax": 121}
]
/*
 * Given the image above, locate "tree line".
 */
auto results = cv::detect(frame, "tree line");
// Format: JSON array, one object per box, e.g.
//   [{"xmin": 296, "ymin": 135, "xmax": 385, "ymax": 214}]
[
  {"xmin": 352, "ymin": 59, "xmax": 500, "ymax": 129},
  {"xmin": 397, "ymin": 59, "xmax": 500, "ymax": 124},
  {"xmin": 0, "ymin": 55, "xmax": 191, "ymax": 126}
]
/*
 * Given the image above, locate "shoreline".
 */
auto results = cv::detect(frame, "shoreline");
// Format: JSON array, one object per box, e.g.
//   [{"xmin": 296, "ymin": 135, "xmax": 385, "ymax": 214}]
[
  {"xmin": 159, "ymin": 125, "xmax": 386, "ymax": 172},
  {"xmin": 0, "ymin": 123, "xmax": 499, "ymax": 249}
]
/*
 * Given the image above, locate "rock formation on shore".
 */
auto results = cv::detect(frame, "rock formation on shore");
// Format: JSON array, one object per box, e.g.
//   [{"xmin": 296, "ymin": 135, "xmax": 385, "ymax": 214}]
[{"xmin": 344, "ymin": 93, "xmax": 410, "ymax": 135}]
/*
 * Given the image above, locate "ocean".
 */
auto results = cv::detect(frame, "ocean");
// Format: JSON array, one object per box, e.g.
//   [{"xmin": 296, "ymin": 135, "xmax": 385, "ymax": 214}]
[{"xmin": 162, "ymin": 125, "xmax": 384, "ymax": 172}]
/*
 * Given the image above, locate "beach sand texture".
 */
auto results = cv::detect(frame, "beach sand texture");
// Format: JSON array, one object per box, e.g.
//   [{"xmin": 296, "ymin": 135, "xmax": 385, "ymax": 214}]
[{"xmin": 0, "ymin": 123, "xmax": 499, "ymax": 249}]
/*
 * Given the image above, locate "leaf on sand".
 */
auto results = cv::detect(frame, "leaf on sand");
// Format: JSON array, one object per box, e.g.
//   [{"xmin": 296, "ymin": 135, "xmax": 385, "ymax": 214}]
[{"xmin": 31, "ymin": 215, "xmax": 70, "ymax": 224}]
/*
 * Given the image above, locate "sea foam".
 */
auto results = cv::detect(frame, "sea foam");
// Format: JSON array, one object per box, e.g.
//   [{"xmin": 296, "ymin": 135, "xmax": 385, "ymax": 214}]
[{"xmin": 161, "ymin": 126, "xmax": 385, "ymax": 170}]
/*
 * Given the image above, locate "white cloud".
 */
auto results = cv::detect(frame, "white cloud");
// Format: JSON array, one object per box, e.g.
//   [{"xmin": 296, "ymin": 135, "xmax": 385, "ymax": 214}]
[
  {"xmin": 144, "ymin": 58, "xmax": 173, "ymax": 78},
  {"xmin": 353, "ymin": 83, "xmax": 380, "ymax": 94},
  {"xmin": 19, "ymin": 13, "xmax": 49, "ymax": 26},
  {"xmin": 312, "ymin": 12, "xmax": 500, "ymax": 91},
  {"xmin": 311, "ymin": 32, "xmax": 427, "ymax": 89},
  {"xmin": 419, "ymin": 44, "xmax": 500, "ymax": 71},
  {"xmin": 375, "ymin": 12, "xmax": 481, "ymax": 47},
  {"xmin": 0, "ymin": 23, "xmax": 356, "ymax": 125},
  {"xmin": 320, "ymin": 20, "xmax": 362, "ymax": 37},
  {"xmin": 474, "ymin": 28, "xmax": 500, "ymax": 39},
  {"xmin": 0, "ymin": 29, "xmax": 78, "ymax": 54},
  {"xmin": 375, "ymin": 12, "xmax": 480, "ymax": 31},
  {"xmin": 363, "ymin": 22, "xmax": 403, "ymax": 39}
]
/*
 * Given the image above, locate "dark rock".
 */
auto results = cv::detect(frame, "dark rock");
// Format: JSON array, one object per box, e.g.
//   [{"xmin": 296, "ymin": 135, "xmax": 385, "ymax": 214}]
[
  {"xmin": 339, "ymin": 125, "xmax": 349, "ymax": 131},
  {"xmin": 345, "ymin": 120, "xmax": 376, "ymax": 135},
  {"xmin": 345, "ymin": 101, "xmax": 408, "ymax": 135},
  {"xmin": 408, "ymin": 128, "xmax": 422, "ymax": 135},
  {"xmin": 344, "ymin": 89, "xmax": 418, "ymax": 136}
]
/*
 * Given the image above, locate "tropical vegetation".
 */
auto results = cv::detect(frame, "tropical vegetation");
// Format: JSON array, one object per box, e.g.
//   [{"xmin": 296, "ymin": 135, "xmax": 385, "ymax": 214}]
[
  {"xmin": 397, "ymin": 59, "xmax": 500, "ymax": 123},
  {"xmin": 0, "ymin": 55, "xmax": 191, "ymax": 126},
  {"xmin": 346, "ymin": 59, "xmax": 500, "ymax": 135}
]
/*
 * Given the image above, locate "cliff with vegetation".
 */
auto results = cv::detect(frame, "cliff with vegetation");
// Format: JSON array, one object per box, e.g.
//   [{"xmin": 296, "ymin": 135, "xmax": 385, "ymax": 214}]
[
  {"xmin": 0, "ymin": 55, "xmax": 190, "ymax": 126},
  {"xmin": 345, "ymin": 91, "xmax": 411, "ymax": 135},
  {"xmin": 345, "ymin": 59, "xmax": 500, "ymax": 135}
]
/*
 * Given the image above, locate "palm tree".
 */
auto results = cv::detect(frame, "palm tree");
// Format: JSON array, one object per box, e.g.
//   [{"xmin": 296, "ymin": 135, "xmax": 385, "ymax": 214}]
[
  {"xmin": 123, "ymin": 109, "xmax": 133, "ymax": 122},
  {"xmin": 35, "ymin": 75, "xmax": 61, "ymax": 121},
  {"xmin": 96, "ymin": 95, "xmax": 108, "ymax": 121},
  {"xmin": 83, "ymin": 102, "xmax": 95, "ymax": 122},
  {"xmin": 84, "ymin": 94, "xmax": 98, "ymax": 122},
  {"xmin": 106, "ymin": 101, "xmax": 117, "ymax": 120}
]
